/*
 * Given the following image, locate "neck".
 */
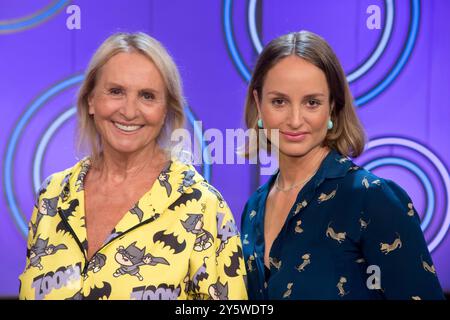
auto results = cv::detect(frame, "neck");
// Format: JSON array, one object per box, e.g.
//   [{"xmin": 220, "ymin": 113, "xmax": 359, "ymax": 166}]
[
  {"xmin": 94, "ymin": 143, "xmax": 168, "ymax": 184},
  {"xmin": 277, "ymin": 145, "xmax": 330, "ymax": 189}
]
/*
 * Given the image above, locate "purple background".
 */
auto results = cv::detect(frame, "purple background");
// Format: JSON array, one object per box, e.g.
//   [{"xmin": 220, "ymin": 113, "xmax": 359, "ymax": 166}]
[{"xmin": 1, "ymin": 0, "xmax": 449, "ymax": 297}]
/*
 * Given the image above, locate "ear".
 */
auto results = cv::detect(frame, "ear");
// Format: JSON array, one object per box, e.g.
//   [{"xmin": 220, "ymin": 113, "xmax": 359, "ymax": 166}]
[
  {"xmin": 253, "ymin": 89, "xmax": 262, "ymax": 117},
  {"xmin": 88, "ymin": 93, "xmax": 94, "ymax": 115},
  {"xmin": 162, "ymin": 107, "xmax": 168, "ymax": 122},
  {"xmin": 329, "ymin": 101, "xmax": 335, "ymax": 115}
]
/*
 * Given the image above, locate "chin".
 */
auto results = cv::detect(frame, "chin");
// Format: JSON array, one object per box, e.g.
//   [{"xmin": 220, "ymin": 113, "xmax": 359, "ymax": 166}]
[
  {"xmin": 279, "ymin": 149, "xmax": 309, "ymax": 158},
  {"xmin": 276, "ymin": 143, "xmax": 314, "ymax": 158},
  {"xmin": 107, "ymin": 140, "xmax": 149, "ymax": 155},
  {"xmin": 104, "ymin": 132, "xmax": 160, "ymax": 155}
]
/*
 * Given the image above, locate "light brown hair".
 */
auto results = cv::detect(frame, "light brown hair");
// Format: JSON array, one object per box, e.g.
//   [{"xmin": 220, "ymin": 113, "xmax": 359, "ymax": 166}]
[{"xmin": 243, "ymin": 30, "xmax": 366, "ymax": 158}]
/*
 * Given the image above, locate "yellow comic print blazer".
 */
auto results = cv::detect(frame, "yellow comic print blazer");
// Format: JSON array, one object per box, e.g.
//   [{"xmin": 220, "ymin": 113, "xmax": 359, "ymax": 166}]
[{"xmin": 19, "ymin": 158, "xmax": 248, "ymax": 300}]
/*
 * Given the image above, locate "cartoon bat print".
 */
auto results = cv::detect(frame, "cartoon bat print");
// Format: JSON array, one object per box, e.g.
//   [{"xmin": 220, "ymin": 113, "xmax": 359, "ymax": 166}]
[
  {"xmin": 37, "ymin": 175, "xmax": 53, "ymax": 198},
  {"xmin": 158, "ymin": 165, "xmax": 172, "ymax": 197},
  {"xmin": 192, "ymin": 268, "xmax": 209, "ymax": 292},
  {"xmin": 56, "ymin": 220, "xmax": 71, "ymax": 236},
  {"xmin": 85, "ymin": 283, "xmax": 111, "ymax": 300},
  {"xmin": 130, "ymin": 203, "xmax": 144, "ymax": 222},
  {"xmin": 178, "ymin": 170, "xmax": 196, "ymax": 193},
  {"xmin": 153, "ymin": 230, "xmax": 186, "ymax": 254},
  {"xmin": 186, "ymin": 257, "xmax": 209, "ymax": 293},
  {"xmin": 209, "ymin": 278, "xmax": 229, "ymax": 300},
  {"xmin": 31, "ymin": 196, "xmax": 59, "ymax": 236},
  {"xmin": 86, "ymin": 252, "xmax": 107, "ymax": 275},
  {"xmin": 56, "ymin": 199, "xmax": 79, "ymax": 235},
  {"xmin": 59, "ymin": 173, "xmax": 72, "ymax": 202},
  {"xmin": 168, "ymin": 188, "xmax": 202, "ymax": 211},
  {"xmin": 84, "ymin": 281, "xmax": 112, "ymax": 300},
  {"xmin": 224, "ymin": 245, "xmax": 243, "ymax": 277},
  {"xmin": 59, "ymin": 199, "xmax": 79, "ymax": 220}
]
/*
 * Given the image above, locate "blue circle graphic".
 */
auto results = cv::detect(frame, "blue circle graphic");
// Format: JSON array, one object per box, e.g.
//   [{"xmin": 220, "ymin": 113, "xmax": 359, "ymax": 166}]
[
  {"xmin": 0, "ymin": 0, "xmax": 69, "ymax": 34},
  {"xmin": 223, "ymin": 0, "xmax": 420, "ymax": 107},
  {"xmin": 364, "ymin": 157, "xmax": 434, "ymax": 231}
]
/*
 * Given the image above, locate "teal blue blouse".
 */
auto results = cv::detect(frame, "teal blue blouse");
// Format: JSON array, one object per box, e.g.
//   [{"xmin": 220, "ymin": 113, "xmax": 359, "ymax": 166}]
[{"xmin": 240, "ymin": 150, "xmax": 444, "ymax": 300}]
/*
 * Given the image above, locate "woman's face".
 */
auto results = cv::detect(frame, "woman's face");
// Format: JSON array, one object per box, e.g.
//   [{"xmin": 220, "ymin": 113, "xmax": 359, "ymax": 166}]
[
  {"xmin": 88, "ymin": 52, "xmax": 167, "ymax": 156},
  {"xmin": 254, "ymin": 55, "xmax": 331, "ymax": 158}
]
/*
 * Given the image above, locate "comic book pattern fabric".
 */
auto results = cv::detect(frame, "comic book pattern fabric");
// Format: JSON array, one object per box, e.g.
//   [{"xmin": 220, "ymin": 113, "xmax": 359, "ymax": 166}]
[{"xmin": 19, "ymin": 158, "xmax": 247, "ymax": 300}]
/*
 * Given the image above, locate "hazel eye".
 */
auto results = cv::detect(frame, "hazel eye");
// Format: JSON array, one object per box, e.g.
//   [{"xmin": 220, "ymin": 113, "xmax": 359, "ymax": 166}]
[
  {"xmin": 272, "ymin": 98, "xmax": 285, "ymax": 107},
  {"xmin": 109, "ymin": 88, "xmax": 123, "ymax": 95},
  {"xmin": 307, "ymin": 99, "xmax": 321, "ymax": 107}
]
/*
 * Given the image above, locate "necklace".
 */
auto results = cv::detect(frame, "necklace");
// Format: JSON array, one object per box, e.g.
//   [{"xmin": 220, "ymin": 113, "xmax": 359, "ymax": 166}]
[{"xmin": 275, "ymin": 169, "xmax": 318, "ymax": 192}]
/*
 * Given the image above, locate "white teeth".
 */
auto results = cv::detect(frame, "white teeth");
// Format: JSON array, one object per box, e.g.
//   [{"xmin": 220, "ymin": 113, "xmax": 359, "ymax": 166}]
[{"xmin": 113, "ymin": 122, "xmax": 143, "ymax": 132}]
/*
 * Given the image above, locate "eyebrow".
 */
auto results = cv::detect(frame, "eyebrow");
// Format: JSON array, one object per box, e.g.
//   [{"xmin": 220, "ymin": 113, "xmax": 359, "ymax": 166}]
[
  {"xmin": 266, "ymin": 91, "xmax": 326, "ymax": 98},
  {"xmin": 303, "ymin": 93, "xmax": 326, "ymax": 99},
  {"xmin": 104, "ymin": 82, "xmax": 124, "ymax": 88},
  {"xmin": 104, "ymin": 82, "xmax": 161, "ymax": 93},
  {"xmin": 266, "ymin": 90, "xmax": 289, "ymax": 98}
]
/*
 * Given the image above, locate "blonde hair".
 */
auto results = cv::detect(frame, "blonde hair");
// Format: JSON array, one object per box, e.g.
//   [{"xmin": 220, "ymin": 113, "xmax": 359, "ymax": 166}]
[
  {"xmin": 76, "ymin": 32, "xmax": 185, "ymax": 164},
  {"xmin": 243, "ymin": 30, "xmax": 366, "ymax": 158}
]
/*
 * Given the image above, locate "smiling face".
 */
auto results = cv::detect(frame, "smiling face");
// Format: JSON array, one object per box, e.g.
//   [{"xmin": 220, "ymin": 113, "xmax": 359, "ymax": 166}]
[
  {"xmin": 254, "ymin": 55, "xmax": 331, "ymax": 158},
  {"xmin": 88, "ymin": 51, "xmax": 167, "ymax": 156}
]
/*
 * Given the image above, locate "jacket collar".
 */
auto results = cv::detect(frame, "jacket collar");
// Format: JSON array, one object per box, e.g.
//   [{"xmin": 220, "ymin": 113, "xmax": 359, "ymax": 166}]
[
  {"xmin": 256, "ymin": 149, "xmax": 352, "ymax": 195},
  {"xmin": 57, "ymin": 157, "xmax": 205, "ymax": 260},
  {"xmin": 253, "ymin": 149, "xmax": 354, "ymax": 226},
  {"xmin": 312, "ymin": 149, "xmax": 354, "ymax": 181}
]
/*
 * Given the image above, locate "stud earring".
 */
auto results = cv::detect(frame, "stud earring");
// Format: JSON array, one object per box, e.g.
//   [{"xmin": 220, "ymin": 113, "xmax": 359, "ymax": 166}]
[{"xmin": 327, "ymin": 119, "xmax": 333, "ymax": 130}]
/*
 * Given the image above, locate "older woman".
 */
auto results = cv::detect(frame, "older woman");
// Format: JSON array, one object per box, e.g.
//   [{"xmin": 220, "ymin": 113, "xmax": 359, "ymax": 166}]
[
  {"xmin": 19, "ymin": 32, "xmax": 247, "ymax": 300},
  {"xmin": 240, "ymin": 31, "xmax": 444, "ymax": 300}
]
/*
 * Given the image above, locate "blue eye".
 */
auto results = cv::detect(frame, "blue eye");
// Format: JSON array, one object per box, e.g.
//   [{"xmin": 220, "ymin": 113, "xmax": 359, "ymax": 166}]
[{"xmin": 141, "ymin": 92, "xmax": 155, "ymax": 101}]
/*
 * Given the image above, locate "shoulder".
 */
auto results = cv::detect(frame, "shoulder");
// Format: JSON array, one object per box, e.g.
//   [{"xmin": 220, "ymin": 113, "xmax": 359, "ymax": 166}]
[
  {"xmin": 196, "ymin": 180, "xmax": 226, "ymax": 204},
  {"xmin": 36, "ymin": 159, "xmax": 85, "ymax": 198},
  {"xmin": 340, "ymin": 165, "xmax": 403, "ymax": 197},
  {"xmin": 350, "ymin": 168, "xmax": 414, "ymax": 219},
  {"xmin": 174, "ymin": 161, "xmax": 231, "ymax": 212},
  {"xmin": 336, "ymin": 163, "xmax": 413, "ymax": 209},
  {"xmin": 169, "ymin": 159, "xmax": 223, "ymax": 205},
  {"xmin": 182, "ymin": 169, "xmax": 238, "ymax": 231},
  {"xmin": 353, "ymin": 166, "xmax": 411, "ymax": 202}
]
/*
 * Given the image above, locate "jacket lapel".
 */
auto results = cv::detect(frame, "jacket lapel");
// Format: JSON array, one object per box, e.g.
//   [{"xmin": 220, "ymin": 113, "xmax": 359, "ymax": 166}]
[
  {"xmin": 102, "ymin": 159, "xmax": 205, "ymax": 245},
  {"xmin": 56, "ymin": 158, "xmax": 90, "ymax": 258}
]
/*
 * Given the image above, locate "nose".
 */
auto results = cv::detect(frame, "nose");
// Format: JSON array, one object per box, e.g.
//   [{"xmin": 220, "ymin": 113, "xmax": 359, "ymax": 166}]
[
  {"xmin": 286, "ymin": 105, "xmax": 303, "ymax": 129},
  {"xmin": 119, "ymin": 96, "xmax": 139, "ymax": 120}
]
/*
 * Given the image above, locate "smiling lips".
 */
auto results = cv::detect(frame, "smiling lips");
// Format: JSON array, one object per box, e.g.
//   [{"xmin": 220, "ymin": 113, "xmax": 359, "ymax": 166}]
[
  {"xmin": 112, "ymin": 121, "xmax": 144, "ymax": 133},
  {"xmin": 280, "ymin": 130, "xmax": 309, "ymax": 142}
]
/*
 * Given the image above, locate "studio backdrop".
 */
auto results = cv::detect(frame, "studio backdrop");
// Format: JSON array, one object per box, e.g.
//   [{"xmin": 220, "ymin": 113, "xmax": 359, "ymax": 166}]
[{"xmin": 1, "ymin": 0, "xmax": 449, "ymax": 297}]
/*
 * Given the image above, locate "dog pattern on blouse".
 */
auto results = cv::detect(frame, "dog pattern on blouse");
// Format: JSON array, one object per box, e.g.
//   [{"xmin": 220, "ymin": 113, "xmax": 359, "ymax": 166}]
[
  {"xmin": 326, "ymin": 221, "xmax": 346, "ymax": 243},
  {"xmin": 242, "ymin": 152, "xmax": 444, "ymax": 300},
  {"xmin": 380, "ymin": 233, "xmax": 402, "ymax": 255}
]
